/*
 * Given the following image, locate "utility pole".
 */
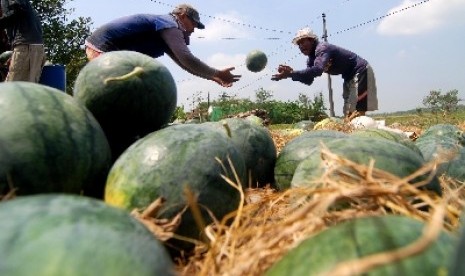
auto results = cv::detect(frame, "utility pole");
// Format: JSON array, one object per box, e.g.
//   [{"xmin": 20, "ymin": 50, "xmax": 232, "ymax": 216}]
[{"xmin": 322, "ymin": 13, "xmax": 335, "ymax": 117}]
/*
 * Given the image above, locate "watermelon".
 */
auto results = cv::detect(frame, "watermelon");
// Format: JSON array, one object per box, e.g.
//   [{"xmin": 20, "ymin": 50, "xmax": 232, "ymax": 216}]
[
  {"xmin": 274, "ymin": 130, "xmax": 348, "ymax": 190},
  {"xmin": 415, "ymin": 124, "xmax": 464, "ymax": 163},
  {"xmin": 0, "ymin": 50, "xmax": 12, "ymax": 64},
  {"xmin": 246, "ymin": 50, "xmax": 267, "ymax": 72},
  {"xmin": 450, "ymin": 213, "xmax": 465, "ymax": 275},
  {"xmin": 416, "ymin": 136, "xmax": 461, "ymax": 163},
  {"xmin": 266, "ymin": 215, "xmax": 455, "ymax": 275},
  {"xmin": 440, "ymin": 146, "xmax": 465, "ymax": 181},
  {"xmin": 105, "ymin": 124, "xmax": 246, "ymax": 251},
  {"xmin": 419, "ymin": 124, "xmax": 465, "ymax": 144},
  {"xmin": 0, "ymin": 82, "xmax": 111, "ymax": 198},
  {"xmin": 206, "ymin": 118, "xmax": 277, "ymax": 187},
  {"xmin": 291, "ymin": 136, "xmax": 442, "ymax": 195},
  {"xmin": 294, "ymin": 120, "xmax": 315, "ymax": 131},
  {"xmin": 73, "ymin": 51, "xmax": 177, "ymax": 159},
  {"xmin": 245, "ymin": 114, "xmax": 264, "ymax": 126},
  {"xmin": 351, "ymin": 128, "xmax": 423, "ymax": 157},
  {"xmin": 0, "ymin": 51, "xmax": 10, "ymax": 81},
  {"xmin": 0, "ymin": 194, "xmax": 174, "ymax": 276}
]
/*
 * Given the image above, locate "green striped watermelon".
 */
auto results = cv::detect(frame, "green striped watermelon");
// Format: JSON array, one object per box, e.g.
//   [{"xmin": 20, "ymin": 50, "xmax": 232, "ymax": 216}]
[
  {"xmin": 440, "ymin": 146, "xmax": 465, "ymax": 181},
  {"xmin": 0, "ymin": 50, "xmax": 12, "ymax": 64},
  {"xmin": 415, "ymin": 124, "xmax": 464, "ymax": 161},
  {"xmin": 294, "ymin": 120, "xmax": 315, "ymax": 131},
  {"xmin": 73, "ymin": 51, "xmax": 177, "ymax": 159},
  {"xmin": 205, "ymin": 118, "xmax": 277, "ymax": 187},
  {"xmin": 266, "ymin": 215, "xmax": 455, "ymax": 275},
  {"xmin": 450, "ymin": 213, "xmax": 465, "ymax": 275},
  {"xmin": 245, "ymin": 114, "xmax": 264, "ymax": 126},
  {"xmin": 0, "ymin": 82, "xmax": 111, "ymax": 198},
  {"xmin": 105, "ymin": 124, "xmax": 247, "ymax": 252},
  {"xmin": 0, "ymin": 194, "xmax": 174, "ymax": 276},
  {"xmin": 351, "ymin": 128, "xmax": 423, "ymax": 157},
  {"xmin": 246, "ymin": 50, "xmax": 267, "ymax": 72},
  {"xmin": 291, "ymin": 136, "xmax": 442, "ymax": 195},
  {"xmin": 419, "ymin": 124, "xmax": 465, "ymax": 144},
  {"xmin": 274, "ymin": 130, "xmax": 348, "ymax": 190}
]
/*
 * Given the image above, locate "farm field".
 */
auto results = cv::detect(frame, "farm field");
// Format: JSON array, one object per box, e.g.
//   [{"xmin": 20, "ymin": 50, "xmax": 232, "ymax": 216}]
[
  {"xmin": 170, "ymin": 112, "xmax": 465, "ymax": 275},
  {"xmin": 2, "ymin": 0, "xmax": 464, "ymax": 273},
  {"xmin": 2, "ymin": 79, "xmax": 464, "ymax": 275}
]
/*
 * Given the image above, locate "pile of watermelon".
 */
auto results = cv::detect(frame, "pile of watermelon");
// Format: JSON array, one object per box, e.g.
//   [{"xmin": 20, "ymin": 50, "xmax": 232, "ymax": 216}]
[{"xmin": 1, "ymin": 50, "xmax": 465, "ymax": 274}]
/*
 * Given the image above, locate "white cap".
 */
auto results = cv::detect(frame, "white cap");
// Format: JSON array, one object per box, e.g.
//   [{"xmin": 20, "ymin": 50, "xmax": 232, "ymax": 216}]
[{"xmin": 292, "ymin": 27, "xmax": 319, "ymax": 44}]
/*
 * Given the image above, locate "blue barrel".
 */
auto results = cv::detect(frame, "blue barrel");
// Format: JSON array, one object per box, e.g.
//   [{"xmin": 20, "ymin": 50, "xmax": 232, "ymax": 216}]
[{"xmin": 39, "ymin": 64, "xmax": 66, "ymax": 92}]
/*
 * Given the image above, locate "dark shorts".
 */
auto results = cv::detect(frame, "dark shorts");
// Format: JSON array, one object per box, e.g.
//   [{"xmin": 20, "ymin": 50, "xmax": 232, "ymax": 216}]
[{"xmin": 342, "ymin": 65, "xmax": 377, "ymax": 115}]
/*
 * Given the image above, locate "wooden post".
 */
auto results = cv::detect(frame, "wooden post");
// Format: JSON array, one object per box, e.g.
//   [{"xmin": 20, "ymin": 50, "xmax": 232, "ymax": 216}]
[{"xmin": 322, "ymin": 13, "xmax": 335, "ymax": 117}]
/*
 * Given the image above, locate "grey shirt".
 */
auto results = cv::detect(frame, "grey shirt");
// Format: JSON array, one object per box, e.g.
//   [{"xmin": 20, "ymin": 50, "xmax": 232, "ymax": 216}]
[
  {"xmin": 86, "ymin": 14, "xmax": 217, "ymax": 80},
  {"xmin": 161, "ymin": 27, "xmax": 217, "ymax": 80},
  {"xmin": 0, "ymin": 0, "xmax": 43, "ymax": 46}
]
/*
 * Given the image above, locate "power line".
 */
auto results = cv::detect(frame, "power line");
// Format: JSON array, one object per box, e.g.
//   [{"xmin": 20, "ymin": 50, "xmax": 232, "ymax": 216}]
[
  {"xmin": 172, "ymin": 0, "xmax": 355, "ymax": 84},
  {"xmin": 147, "ymin": 0, "xmax": 355, "ymax": 37},
  {"xmin": 328, "ymin": 0, "xmax": 431, "ymax": 37},
  {"xmin": 234, "ymin": 0, "xmax": 433, "ymax": 93},
  {"xmin": 146, "ymin": 0, "xmax": 293, "ymax": 35},
  {"xmin": 190, "ymin": 0, "xmax": 431, "ymax": 40},
  {"xmin": 160, "ymin": 0, "xmax": 432, "ymax": 93}
]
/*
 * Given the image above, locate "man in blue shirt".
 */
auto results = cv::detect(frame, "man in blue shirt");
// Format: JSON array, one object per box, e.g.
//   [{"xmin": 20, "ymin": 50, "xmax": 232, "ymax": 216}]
[
  {"xmin": 0, "ymin": 0, "xmax": 45, "ymax": 82},
  {"xmin": 85, "ymin": 4, "xmax": 240, "ymax": 88},
  {"xmin": 272, "ymin": 28, "xmax": 378, "ymax": 118}
]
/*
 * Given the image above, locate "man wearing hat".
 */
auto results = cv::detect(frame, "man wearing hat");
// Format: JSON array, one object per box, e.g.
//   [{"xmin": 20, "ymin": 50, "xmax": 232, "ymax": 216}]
[
  {"xmin": 85, "ymin": 4, "xmax": 240, "ymax": 87},
  {"xmin": 272, "ymin": 27, "xmax": 378, "ymax": 118}
]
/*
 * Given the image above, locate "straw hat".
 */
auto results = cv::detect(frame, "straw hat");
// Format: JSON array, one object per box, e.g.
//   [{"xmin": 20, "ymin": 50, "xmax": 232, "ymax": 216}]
[{"xmin": 292, "ymin": 27, "xmax": 319, "ymax": 44}]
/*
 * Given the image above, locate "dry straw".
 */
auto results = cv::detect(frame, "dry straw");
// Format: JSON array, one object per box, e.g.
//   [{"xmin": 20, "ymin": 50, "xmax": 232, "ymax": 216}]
[
  {"xmin": 135, "ymin": 144, "xmax": 464, "ymax": 276},
  {"xmin": 3, "ymin": 123, "xmax": 462, "ymax": 275}
]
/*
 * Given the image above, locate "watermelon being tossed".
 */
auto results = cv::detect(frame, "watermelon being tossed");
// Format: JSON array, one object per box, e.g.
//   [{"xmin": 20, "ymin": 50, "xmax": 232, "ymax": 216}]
[
  {"xmin": 246, "ymin": 50, "xmax": 268, "ymax": 72},
  {"xmin": 73, "ymin": 50, "xmax": 177, "ymax": 159}
]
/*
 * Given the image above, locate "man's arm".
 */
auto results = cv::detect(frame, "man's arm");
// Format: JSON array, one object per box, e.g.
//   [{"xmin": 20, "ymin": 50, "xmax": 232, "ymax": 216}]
[
  {"xmin": 271, "ymin": 64, "xmax": 316, "ymax": 85},
  {"xmin": 160, "ymin": 28, "xmax": 218, "ymax": 80},
  {"xmin": 289, "ymin": 68, "xmax": 320, "ymax": 85}
]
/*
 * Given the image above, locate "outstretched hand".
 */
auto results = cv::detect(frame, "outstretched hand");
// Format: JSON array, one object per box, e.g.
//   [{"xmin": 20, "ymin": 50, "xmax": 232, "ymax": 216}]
[
  {"xmin": 271, "ymin": 64, "xmax": 293, "ymax": 81},
  {"xmin": 213, "ymin": 67, "xmax": 241, "ymax": 87}
]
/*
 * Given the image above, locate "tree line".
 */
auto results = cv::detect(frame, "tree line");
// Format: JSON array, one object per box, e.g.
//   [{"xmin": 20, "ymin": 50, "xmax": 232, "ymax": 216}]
[{"xmin": 31, "ymin": 0, "xmax": 92, "ymax": 92}]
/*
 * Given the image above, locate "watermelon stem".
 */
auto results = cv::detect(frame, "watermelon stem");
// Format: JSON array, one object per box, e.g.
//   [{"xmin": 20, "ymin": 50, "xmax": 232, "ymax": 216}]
[
  {"xmin": 222, "ymin": 121, "xmax": 232, "ymax": 138},
  {"xmin": 104, "ymin": 66, "xmax": 145, "ymax": 84}
]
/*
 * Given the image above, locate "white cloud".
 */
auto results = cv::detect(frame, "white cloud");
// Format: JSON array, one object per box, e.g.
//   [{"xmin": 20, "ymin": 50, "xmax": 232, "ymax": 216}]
[
  {"xmin": 396, "ymin": 49, "xmax": 408, "ymax": 59},
  {"xmin": 193, "ymin": 12, "xmax": 251, "ymax": 42},
  {"xmin": 377, "ymin": 0, "xmax": 465, "ymax": 35},
  {"xmin": 207, "ymin": 52, "xmax": 245, "ymax": 68}
]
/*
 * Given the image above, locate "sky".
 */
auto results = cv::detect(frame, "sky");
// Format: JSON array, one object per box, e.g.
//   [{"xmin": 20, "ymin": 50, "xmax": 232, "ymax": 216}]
[{"xmin": 66, "ymin": 0, "xmax": 465, "ymax": 117}]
